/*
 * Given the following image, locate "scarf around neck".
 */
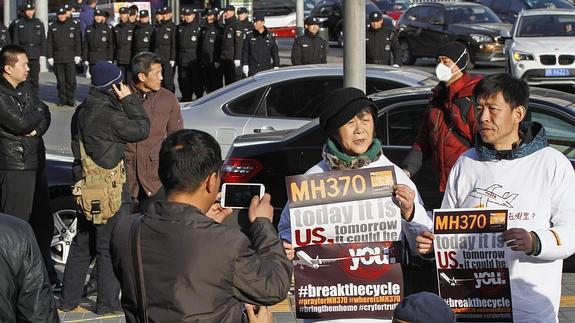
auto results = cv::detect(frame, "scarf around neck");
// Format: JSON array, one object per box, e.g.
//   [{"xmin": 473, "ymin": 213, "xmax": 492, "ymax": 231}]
[{"xmin": 322, "ymin": 137, "xmax": 382, "ymax": 170}]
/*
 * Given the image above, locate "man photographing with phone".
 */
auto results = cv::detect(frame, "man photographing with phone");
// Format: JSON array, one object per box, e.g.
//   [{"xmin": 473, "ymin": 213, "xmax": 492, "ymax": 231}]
[{"xmin": 111, "ymin": 129, "xmax": 291, "ymax": 322}]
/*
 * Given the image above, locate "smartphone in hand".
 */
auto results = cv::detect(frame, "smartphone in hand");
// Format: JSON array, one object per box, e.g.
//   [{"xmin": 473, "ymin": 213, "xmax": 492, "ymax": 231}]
[{"xmin": 221, "ymin": 183, "xmax": 265, "ymax": 209}]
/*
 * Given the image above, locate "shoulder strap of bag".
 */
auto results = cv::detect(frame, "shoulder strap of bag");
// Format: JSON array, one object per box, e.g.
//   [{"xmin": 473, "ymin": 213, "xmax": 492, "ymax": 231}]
[
  {"xmin": 128, "ymin": 215, "xmax": 149, "ymax": 323},
  {"xmin": 445, "ymin": 96, "xmax": 474, "ymax": 148}
]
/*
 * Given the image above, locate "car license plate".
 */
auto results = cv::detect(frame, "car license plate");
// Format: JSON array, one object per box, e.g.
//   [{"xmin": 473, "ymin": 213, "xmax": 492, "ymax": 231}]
[{"xmin": 545, "ymin": 68, "xmax": 570, "ymax": 77}]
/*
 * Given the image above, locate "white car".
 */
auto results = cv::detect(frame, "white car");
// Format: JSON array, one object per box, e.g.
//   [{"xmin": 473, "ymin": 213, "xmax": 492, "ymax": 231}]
[
  {"xmin": 503, "ymin": 8, "xmax": 575, "ymax": 85},
  {"xmin": 181, "ymin": 64, "xmax": 436, "ymax": 156}
]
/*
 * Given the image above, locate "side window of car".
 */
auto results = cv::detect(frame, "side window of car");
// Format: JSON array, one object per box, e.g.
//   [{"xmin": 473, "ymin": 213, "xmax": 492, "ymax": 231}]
[
  {"xmin": 366, "ymin": 78, "xmax": 407, "ymax": 96},
  {"xmin": 264, "ymin": 78, "xmax": 343, "ymax": 119},
  {"xmin": 225, "ymin": 88, "xmax": 266, "ymax": 116},
  {"xmin": 404, "ymin": 7, "xmax": 422, "ymax": 22},
  {"xmin": 418, "ymin": 6, "xmax": 442, "ymax": 24},
  {"xmin": 381, "ymin": 103, "xmax": 428, "ymax": 146},
  {"xmin": 529, "ymin": 109, "xmax": 575, "ymax": 159}
]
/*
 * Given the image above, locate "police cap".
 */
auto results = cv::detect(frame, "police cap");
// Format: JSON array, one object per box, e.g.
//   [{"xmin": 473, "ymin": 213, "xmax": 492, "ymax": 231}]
[
  {"xmin": 253, "ymin": 13, "xmax": 265, "ymax": 22},
  {"xmin": 225, "ymin": 5, "xmax": 235, "ymax": 12},
  {"xmin": 56, "ymin": 7, "xmax": 67, "ymax": 15},
  {"xmin": 181, "ymin": 8, "xmax": 195, "ymax": 15},
  {"xmin": 139, "ymin": 10, "xmax": 149, "ymax": 17},
  {"xmin": 237, "ymin": 7, "xmax": 248, "ymax": 15},
  {"xmin": 305, "ymin": 16, "xmax": 320, "ymax": 25},
  {"xmin": 63, "ymin": 4, "xmax": 72, "ymax": 11},
  {"xmin": 94, "ymin": 9, "xmax": 106, "ymax": 17},
  {"xmin": 161, "ymin": 6, "xmax": 172, "ymax": 14},
  {"xmin": 205, "ymin": 8, "xmax": 216, "ymax": 16},
  {"xmin": 119, "ymin": 7, "xmax": 129, "ymax": 14},
  {"xmin": 22, "ymin": 3, "xmax": 35, "ymax": 11},
  {"xmin": 369, "ymin": 11, "xmax": 384, "ymax": 22}
]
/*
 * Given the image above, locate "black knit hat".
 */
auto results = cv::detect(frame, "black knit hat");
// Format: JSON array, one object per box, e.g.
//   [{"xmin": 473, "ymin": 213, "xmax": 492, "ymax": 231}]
[
  {"xmin": 92, "ymin": 61, "xmax": 123, "ymax": 92},
  {"xmin": 319, "ymin": 87, "xmax": 377, "ymax": 134},
  {"xmin": 437, "ymin": 42, "xmax": 469, "ymax": 71},
  {"xmin": 393, "ymin": 292, "xmax": 456, "ymax": 323}
]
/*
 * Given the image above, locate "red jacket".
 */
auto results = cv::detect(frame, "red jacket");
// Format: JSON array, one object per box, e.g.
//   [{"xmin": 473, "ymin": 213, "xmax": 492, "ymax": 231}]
[{"xmin": 403, "ymin": 73, "xmax": 482, "ymax": 192}]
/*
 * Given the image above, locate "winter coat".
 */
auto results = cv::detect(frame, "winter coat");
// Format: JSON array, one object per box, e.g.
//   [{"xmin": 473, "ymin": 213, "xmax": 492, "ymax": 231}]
[
  {"xmin": 0, "ymin": 76, "xmax": 50, "ymax": 170},
  {"xmin": 111, "ymin": 201, "xmax": 292, "ymax": 323}
]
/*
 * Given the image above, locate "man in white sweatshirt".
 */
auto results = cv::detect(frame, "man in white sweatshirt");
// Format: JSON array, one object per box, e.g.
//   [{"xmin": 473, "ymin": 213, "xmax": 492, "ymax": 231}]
[{"xmin": 415, "ymin": 73, "xmax": 575, "ymax": 323}]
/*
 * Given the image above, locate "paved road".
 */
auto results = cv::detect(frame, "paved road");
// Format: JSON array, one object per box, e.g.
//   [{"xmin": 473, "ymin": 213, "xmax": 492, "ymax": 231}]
[{"xmin": 37, "ymin": 38, "xmax": 575, "ymax": 322}]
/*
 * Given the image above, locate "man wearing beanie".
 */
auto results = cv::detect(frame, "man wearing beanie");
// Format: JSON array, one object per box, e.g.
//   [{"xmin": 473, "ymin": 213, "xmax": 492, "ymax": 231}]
[{"xmin": 61, "ymin": 61, "xmax": 149, "ymax": 315}]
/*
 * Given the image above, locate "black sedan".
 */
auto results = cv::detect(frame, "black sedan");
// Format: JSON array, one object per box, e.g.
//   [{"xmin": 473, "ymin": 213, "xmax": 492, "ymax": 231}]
[{"xmin": 394, "ymin": 2, "xmax": 512, "ymax": 68}]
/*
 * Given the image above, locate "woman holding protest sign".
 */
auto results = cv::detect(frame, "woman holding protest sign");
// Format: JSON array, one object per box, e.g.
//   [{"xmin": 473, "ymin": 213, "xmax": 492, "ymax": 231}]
[{"xmin": 277, "ymin": 87, "xmax": 434, "ymax": 322}]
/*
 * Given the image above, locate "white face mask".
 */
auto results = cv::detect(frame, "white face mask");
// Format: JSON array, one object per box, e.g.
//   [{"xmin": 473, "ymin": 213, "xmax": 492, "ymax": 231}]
[{"xmin": 435, "ymin": 48, "xmax": 468, "ymax": 82}]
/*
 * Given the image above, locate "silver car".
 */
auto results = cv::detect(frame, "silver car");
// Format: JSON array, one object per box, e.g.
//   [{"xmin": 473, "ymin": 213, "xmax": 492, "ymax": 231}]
[
  {"xmin": 503, "ymin": 9, "xmax": 575, "ymax": 85},
  {"xmin": 181, "ymin": 64, "xmax": 436, "ymax": 156}
]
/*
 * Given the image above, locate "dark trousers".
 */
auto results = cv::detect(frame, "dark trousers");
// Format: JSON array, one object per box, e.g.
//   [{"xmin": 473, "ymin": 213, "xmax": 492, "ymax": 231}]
[
  {"xmin": 61, "ymin": 204, "xmax": 127, "ymax": 312},
  {"xmin": 178, "ymin": 60, "xmax": 204, "ymax": 101},
  {"xmin": 222, "ymin": 59, "xmax": 237, "ymax": 85},
  {"xmin": 234, "ymin": 65, "xmax": 244, "ymax": 82},
  {"xmin": 0, "ymin": 169, "xmax": 58, "ymax": 284},
  {"xmin": 203, "ymin": 63, "xmax": 223, "ymax": 94},
  {"xmin": 161, "ymin": 62, "xmax": 175, "ymax": 92},
  {"xmin": 28, "ymin": 59, "xmax": 40, "ymax": 94},
  {"xmin": 54, "ymin": 61, "xmax": 77, "ymax": 103},
  {"xmin": 118, "ymin": 64, "xmax": 131, "ymax": 84}
]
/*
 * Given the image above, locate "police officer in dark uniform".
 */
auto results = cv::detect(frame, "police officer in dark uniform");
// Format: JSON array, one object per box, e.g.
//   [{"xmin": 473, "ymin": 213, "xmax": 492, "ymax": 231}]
[
  {"xmin": 291, "ymin": 16, "xmax": 328, "ymax": 65},
  {"xmin": 241, "ymin": 14, "xmax": 279, "ymax": 77},
  {"xmin": 82, "ymin": 9, "xmax": 113, "ymax": 74},
  {"xmin": 200, "ymin": 8, "xmax": 222, "ymax": 93},
  {"xmin": 233, "ymin": 7, "xmax": 251, "ymax": 80},
  {"xmin": 176, "ymin": 8, "xmax": 202, "ymax": 101},
  {"xmin": 132, "ymin": 10, "xmax": 154, "ymax": 56},
  {"xmin": 11, "ymin": 4, "xmax": 46, "ymax": 93},
  {"xmin": 366, "ymin": 11, "xmax": 393, "ymax": 65},
  {"xmin": 113, "ymin": 7, "xmax": 134, "ymax": 83},
  {"xmin": 154, "ymin": 8, "xmax": 163, "ymax": 28},
  {"xmin": 220, "ymin": 5, "xmax": 238, "ymax": 85},
  {"xmin": 47, "ymin": 7, "xmax": 82, "ymax": 106},
  {"xmin": 152, "ymin": 6, "xmax": 176, "ymax": 92}
]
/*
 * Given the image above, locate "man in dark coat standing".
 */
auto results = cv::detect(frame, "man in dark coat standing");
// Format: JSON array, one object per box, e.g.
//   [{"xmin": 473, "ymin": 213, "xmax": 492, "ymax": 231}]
[
  {"xmin": 11, "ymin": 4, "xmax": 46, "ymax": 93},
  {"xmin": 291, "ymin": 16, "xmax": 328, "ymax": 65},
  {"xmin": 111, "ymin": 129, "xmax": 291, "ymax": 323},
  {"xmin": 176, "ymin": 8, "xmax": 202, "ymax": 101},
  {"xmin": 366, "ymin": 11, "xmax": 394, "ymax": 65},
  {"xmin": 82, "ymin": 9, "xmax": 114, "ymax": 74},
  {"xmin": 132, "ymin": 10, "xmax": 154, "ymax": 56},
  {"xmin": 61, "ymin": 61, "xmax": 149, "ymax": 315},
  {"xmin": 126, "ymin": 52, "xmax": 183, "ymax": 209},
  {"xmin": 242, "ymin": 14, "xmax": 279, "ymax": 77},
  {"xmin": 47, "ymin": 7, "xmax": 82, "ymax": 106},
  {"xmin": 0, "ymin": 44, "xmax": 58, "ymax": 288},
  {"xmin": 152, "ymin": 6, "xmax": 176, "ymax": 92},
  {"xmin": 200, "ymin": 8, "xmax": 223, "ymax": 93}
]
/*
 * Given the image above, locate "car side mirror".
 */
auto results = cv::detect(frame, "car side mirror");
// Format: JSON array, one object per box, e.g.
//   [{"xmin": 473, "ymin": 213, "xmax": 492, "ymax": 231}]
[{"xmin": 499, "ymin": 29, "xmax": 511, "ymax": 39}]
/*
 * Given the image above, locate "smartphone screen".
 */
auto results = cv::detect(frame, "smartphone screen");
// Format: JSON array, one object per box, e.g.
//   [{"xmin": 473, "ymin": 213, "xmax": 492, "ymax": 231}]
[{"xmin": 222, "ymin": 183, "xmax": 264, "ymax": 209}]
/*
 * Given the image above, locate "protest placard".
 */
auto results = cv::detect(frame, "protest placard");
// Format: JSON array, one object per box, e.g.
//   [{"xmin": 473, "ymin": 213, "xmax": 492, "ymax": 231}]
[
  {"xmin": 434, "ymin": 209, "xmax": 512, "ymax": 322},
  {"xmin": 287, "ymin": 166, "xmax": 403, "ymax": 319}
]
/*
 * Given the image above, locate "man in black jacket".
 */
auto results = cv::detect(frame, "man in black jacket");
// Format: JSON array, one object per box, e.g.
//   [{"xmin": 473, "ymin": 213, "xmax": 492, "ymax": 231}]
[
  {"xmin": 177, "ymin": 8, "xmax": 202, "ymax": 101},
  {"xmin": 242, "ymin": 14, "xmax": 279, "ymax": 77},
  {"xmin": 113, "ymin": 7, "xmax": 134, "ymax": 83},
  {"xmin": 200, "ymin": 8, "xmax": 223, "ymax": 93},
  {"xmin": 0, "ymin": 215, "xmax": 59, "ymax": 322},
  {"xmin": 111, "ymin": 129, "xmax": 291, "ymax": 322},
  {"xmin": 221, "ymin": 5, "xmax": 238, "ymax": 85},
  {"xmin": 47, "ymin": 7, "xmax": 81, "ymax": 106},
  {"xmin": 234, "ymin": 7, "xmax": 251, "ymax": 80},
  {"xmin": 366, "ymin": 11, "xmax": 393, "ymax": 65},
  {"xmin": 152, "ymin": 6, "xmax": 176, "ymax": 92},
  {"xmin": 61, "ymin": 61, "xmax": 150, "ymax": 315},
  {"xmin": 132, "ymin": 10, "xmax": 153, "ymax": 56},
  {"xmin": 0, "ymin": 44, "xmax": 58, "ymax": 287},
  {"xmin": 82, "ymin": 9, "xmax": 114, "ymax": 74},
  {"xmin": 291, "ymin": 16, "xmax": 328, "ymax": 66},
  {"xmin": 11, "ymin": 4, "xmax": 46, "ymax": 93}
]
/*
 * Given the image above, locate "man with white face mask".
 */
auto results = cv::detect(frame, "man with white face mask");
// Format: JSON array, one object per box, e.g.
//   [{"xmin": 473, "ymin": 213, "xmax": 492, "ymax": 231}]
[{"xmin": 400, "ymin": 42, "xmax": 482, "ymax": 295}]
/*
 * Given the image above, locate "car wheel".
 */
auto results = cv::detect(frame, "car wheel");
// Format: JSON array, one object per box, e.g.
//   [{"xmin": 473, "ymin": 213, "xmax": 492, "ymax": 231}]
[
  {"xmin": 337, "ymin": 27, "xmax": 344, "ymax": 48},
  {"xmin": 399, "ymin": 39, "xmax": 416, "ymax": 65},
  {"xmin": 50, "ymin": 196, "xmax": 77, "ymax": 265}
]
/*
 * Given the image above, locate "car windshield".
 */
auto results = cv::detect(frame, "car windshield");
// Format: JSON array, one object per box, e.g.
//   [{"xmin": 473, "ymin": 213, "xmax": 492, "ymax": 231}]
[
  {"xmin": 525, "ymin": 0, "xmax": 573, "ymax": 9},
  {"xmin": 374, "ymin": 0, "xmax": 410, "ymax": 11},
  {"xmin": 517, "ymin": 15, "xmax": 575, "ymax": 37},
  {"xmin": 445, "ymin": 6, "xmax": 501, "ymax": 24}
]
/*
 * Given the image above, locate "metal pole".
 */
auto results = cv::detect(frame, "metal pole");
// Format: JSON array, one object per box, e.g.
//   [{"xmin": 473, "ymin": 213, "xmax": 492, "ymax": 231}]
[
  {"xmin": 36, "ymin": 0, "xmax": 49, "ymax": 72},
  {"xmin": 172, "ymin": 0, "xmax": 179, "ymax": 25},
  {"xmin": 343, "ymin": 0, "xmax": 365, "ymax": 92},
  {"xmin": 296, "ymin": 0, "xmax": 304, "ymax": 37}
]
